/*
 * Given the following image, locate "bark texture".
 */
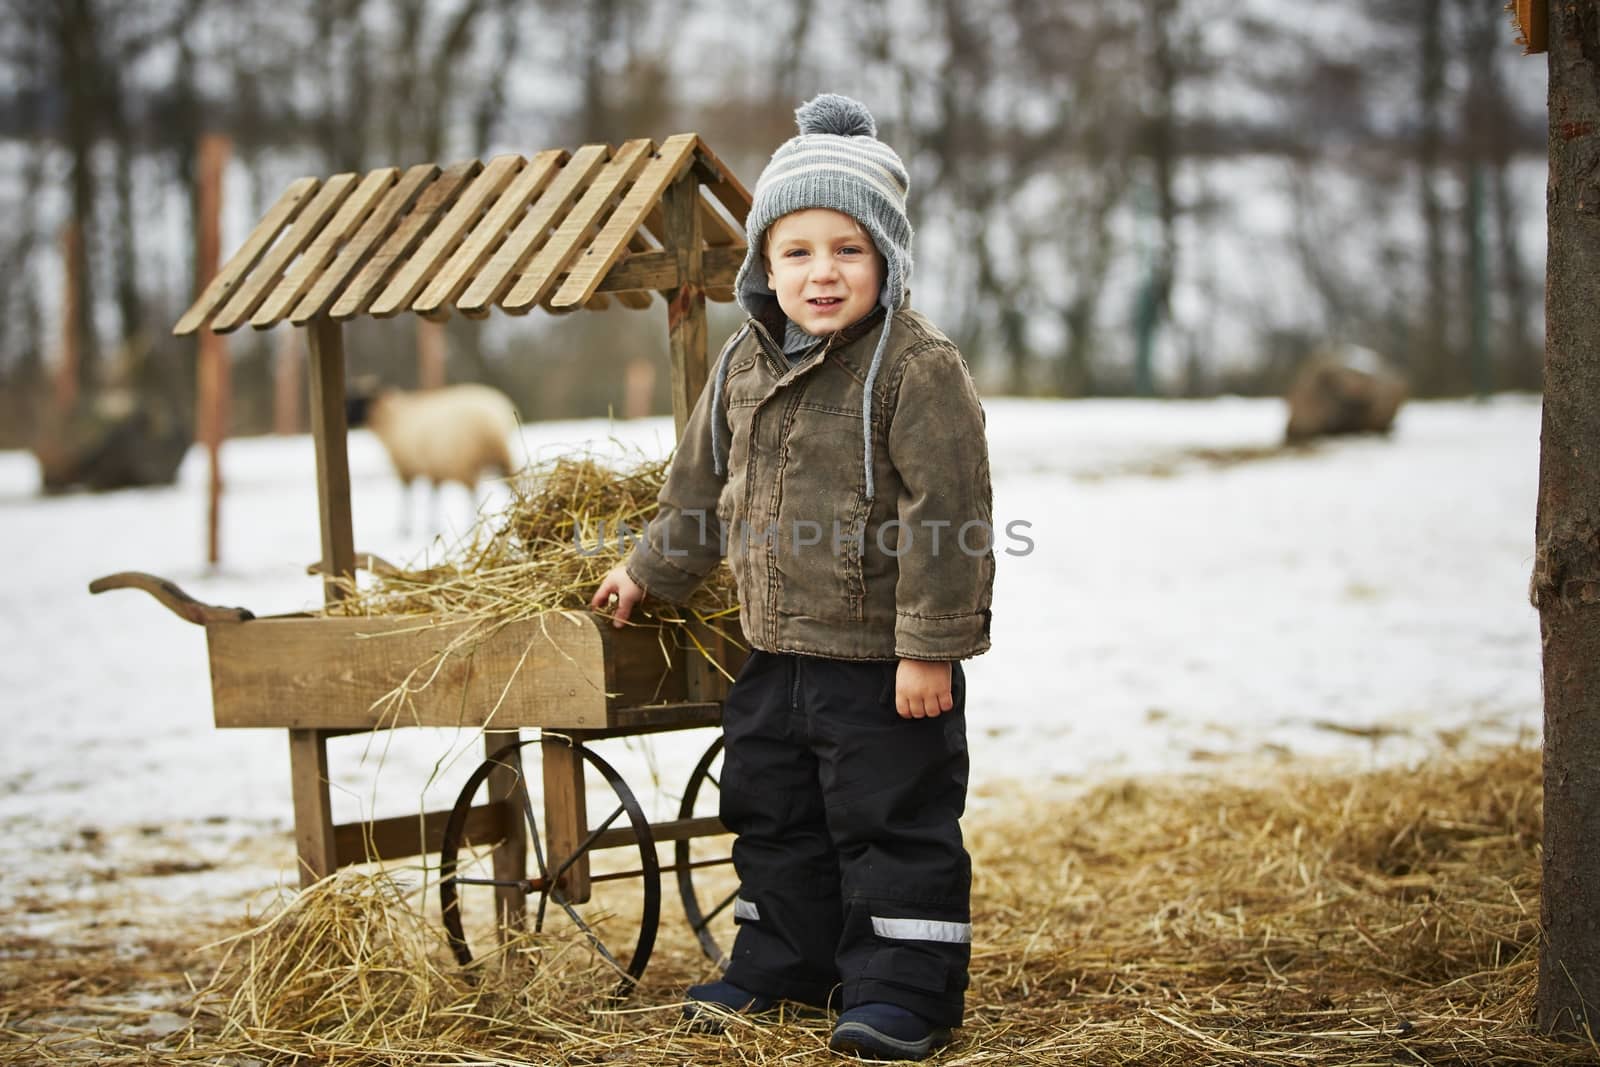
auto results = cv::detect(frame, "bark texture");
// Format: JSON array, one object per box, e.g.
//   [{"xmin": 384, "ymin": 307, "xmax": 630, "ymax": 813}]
[{"xmin": 1535, "ymin": 0, "xmax": 1600, "ymax": 1037}]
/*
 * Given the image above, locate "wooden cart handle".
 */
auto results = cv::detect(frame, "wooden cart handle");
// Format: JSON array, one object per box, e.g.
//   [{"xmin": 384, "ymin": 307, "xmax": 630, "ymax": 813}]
[{"xmin": 88, "ymin": 571, "xmax": 255, "ymax": 625}]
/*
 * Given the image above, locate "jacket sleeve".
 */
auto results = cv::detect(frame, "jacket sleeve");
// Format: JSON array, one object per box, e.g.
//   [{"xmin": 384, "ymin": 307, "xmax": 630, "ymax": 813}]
[
  {"xmin": 623, "ymin": 364, "xmax": 729, "ymax": 604},
  {"xmin": 886, "ymin": 342, "xmax": 995, "ymax": 659}
]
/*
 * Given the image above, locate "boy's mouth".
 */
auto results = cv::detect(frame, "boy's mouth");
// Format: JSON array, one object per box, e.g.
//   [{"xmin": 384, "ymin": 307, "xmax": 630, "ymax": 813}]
[{"xmin": 808, "ymin": 297, "xmax": 844, "ymax": 307}]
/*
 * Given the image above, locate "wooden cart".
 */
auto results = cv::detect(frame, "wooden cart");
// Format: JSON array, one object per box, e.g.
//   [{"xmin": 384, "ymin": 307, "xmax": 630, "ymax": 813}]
[{"xmin": 91, "ymin": 133, "xmax": 755, "ymax": 994}]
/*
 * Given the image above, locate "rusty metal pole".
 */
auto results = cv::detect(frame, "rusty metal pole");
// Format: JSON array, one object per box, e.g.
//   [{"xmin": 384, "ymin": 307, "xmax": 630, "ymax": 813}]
[
  {"xmin": 417, "ymin": 317, "xmax": 447, "ymax": 390},
  {"xmin": 195, "ymin": 133, "xmax": 231, "ymax": 566}
]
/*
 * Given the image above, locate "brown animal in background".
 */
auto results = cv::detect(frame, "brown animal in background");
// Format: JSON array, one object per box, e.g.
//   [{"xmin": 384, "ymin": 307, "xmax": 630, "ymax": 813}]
[
  {"xmin": 347, "ymin": 383, "xmax": 521, "ymax": 533},
  {"xmin": 1284, "ymin": 347, "xmax": 1407, "ymax": 443},
  {"xmin": 35, "ymin": 390, "xmax": 191, "ymax": 494}
]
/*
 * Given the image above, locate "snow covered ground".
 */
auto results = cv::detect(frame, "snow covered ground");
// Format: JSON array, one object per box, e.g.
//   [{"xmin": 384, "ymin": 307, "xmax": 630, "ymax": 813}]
[{"xmin": 0, "ymin": 396, "xmax": 1544, "ymax": 929}]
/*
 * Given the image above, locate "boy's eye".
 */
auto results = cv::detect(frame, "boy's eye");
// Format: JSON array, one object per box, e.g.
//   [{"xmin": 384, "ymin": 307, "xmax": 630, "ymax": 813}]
[{"xmin": 783, "ymin": 248, "xmax": 808, "ymax": 258}]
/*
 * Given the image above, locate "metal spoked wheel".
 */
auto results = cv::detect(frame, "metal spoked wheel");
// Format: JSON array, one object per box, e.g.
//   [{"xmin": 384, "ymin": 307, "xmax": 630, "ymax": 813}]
[
  {"xmin": 439, "ymin": 737, "xmax": 660, "ymax": 999},
  {"xmin": 676, "ymin": 735, "xmax": 739, "ymax": 969}
]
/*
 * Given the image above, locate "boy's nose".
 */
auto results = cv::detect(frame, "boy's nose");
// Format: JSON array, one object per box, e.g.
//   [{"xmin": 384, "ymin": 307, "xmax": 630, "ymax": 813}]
[{"xmin": 810, "ymin": 254, "xmax": 839, "ymax": 280}]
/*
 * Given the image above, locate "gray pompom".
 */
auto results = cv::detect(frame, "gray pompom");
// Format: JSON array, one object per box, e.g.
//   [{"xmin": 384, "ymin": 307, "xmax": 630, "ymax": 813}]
[{"xmin": 795, "ymin": 93, "xmax": 876, "ymax": 138}]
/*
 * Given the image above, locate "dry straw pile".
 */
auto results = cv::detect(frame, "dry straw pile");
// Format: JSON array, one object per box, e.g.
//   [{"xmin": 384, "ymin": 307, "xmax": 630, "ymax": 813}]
[
  {"xmin": 325, "ymin": 452, "xmax": 737, "ymax": 629},
  {"xmin": 9, "ymin": 743, "xmax": 1589, "ymax": 1065}
]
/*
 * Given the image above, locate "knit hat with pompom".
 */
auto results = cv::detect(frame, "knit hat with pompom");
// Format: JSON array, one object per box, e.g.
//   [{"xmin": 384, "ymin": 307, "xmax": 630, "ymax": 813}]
[
  {"xmin": 733, "ymin": 93, "xmax": 912, "ymax": 319},
  {"xmin": 715, "ymin": 93, "xmax": 912, "ymax": 501}
]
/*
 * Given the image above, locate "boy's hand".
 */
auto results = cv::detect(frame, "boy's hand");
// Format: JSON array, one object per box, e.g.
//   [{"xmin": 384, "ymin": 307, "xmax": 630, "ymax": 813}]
[
  {"xmin": 590, "ymin": 565, "xmax": 645, "ymax": 628},
  {"xmin": 895, "ymin": 658, "xmax": 953, "ymax": 719}
]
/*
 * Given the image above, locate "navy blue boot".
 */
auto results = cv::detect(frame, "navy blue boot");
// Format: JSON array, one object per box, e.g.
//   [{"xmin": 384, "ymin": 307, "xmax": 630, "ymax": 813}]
[
  {"xmin": 682, "ymin": 979, "xmax": 777, "ymax": 1032},
  {"xmin": 829, "ymin": 1002, "xmax": 952, "ymax": 1060}
]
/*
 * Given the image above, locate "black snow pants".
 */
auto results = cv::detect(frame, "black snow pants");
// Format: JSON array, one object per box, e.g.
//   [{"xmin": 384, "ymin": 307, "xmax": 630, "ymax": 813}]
[{"xmin": 718, "ymin": 650, "xmax": 972, "ymax": 1027}]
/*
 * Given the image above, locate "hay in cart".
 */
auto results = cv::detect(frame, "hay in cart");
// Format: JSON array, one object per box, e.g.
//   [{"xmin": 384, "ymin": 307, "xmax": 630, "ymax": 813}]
[{"xmin": 91, "ymin": 132, "xmax": 758, "ymax": 997}]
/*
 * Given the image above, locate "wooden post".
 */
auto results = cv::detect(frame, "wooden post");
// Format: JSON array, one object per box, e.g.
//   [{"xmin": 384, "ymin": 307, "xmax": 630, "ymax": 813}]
[
  {"xmin": 485, "ymin": 732, "xmax": 528, "ymax": 932},
  {"xmin": 290, "ymin": 314, "xmax": 356, "ymax": 885},
  {"xmin": 273, "ymin": 327, "xmax": 303, "ymax": 435},
  {"xmin": 417, "ymin": 317, "xmax": 447, "ymax": 390},
  {"xmin": 542, "ymin": 737, "xmax": 591, "ymax": 903},
  {"xmin": 195, "ymin": 134, "xmax": 231, "ymax": 566},
  {"xmin": 307, "ymin": 316, "xmax": 356, "ymax": 596},
  {"xmin": 662, "ymin": 171, "xmax": 708, "ymax": 438},
  {"xmin": 288, "ymin": 728, "xmax": 337, "ymax": 885},
  {"xmin": 661, "ymin": 170, "xmax": 721, "ymax": 702}
]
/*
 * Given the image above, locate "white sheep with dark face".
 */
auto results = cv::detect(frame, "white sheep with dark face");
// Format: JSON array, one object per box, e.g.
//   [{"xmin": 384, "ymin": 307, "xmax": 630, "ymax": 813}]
[{"xmin": 347, "ymin": 383, "xmax": 521, "ymax": 534}]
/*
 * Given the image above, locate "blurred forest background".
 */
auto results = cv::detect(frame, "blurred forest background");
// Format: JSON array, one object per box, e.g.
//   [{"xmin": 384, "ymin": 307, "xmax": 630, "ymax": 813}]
[{"xmin": 0, "ymin": 0, "xmax": 1547, "ymax": 449}]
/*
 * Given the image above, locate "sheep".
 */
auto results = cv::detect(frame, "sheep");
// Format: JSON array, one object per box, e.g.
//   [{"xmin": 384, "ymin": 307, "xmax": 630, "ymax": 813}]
[{"xmin": 346, "ymin": 383, "xmax": 521, "ymax": 534}]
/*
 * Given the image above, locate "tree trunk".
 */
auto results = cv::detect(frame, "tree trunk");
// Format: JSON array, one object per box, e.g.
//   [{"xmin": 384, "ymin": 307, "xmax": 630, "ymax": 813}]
[
  {"xmin": 58, "ymin": 0, "xmax": 101, "ymax": 396},
  {"xmin": 1136, "ymin": 0, "xmax": 1180, "ymax": 397},
  {"xmin": 1415, "ymin": 0, "xmax": 1450, "ymax": 393},
  {"xmin": 1534, "ymin": 0, "xmax": 1600, "ymax": 1038},
  {"xmin": 1494, "ymin": 158, "xmax": 1539, "ymax": 390}
]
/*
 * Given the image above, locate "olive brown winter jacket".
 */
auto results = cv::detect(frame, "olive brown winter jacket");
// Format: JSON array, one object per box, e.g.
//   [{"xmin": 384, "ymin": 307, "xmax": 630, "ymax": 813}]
[{"xmin": 624, "ymin": 306, "xmax": 994, "ymax": 662}]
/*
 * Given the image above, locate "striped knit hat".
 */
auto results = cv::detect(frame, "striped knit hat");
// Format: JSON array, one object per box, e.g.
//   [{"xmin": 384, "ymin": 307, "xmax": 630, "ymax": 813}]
[
  {"xmin": 733, "ymin": 93, "xmax": 913, "ymax": 318},
  {"xmin": 714, "ymin": 93, "xmax": 913, "ymax": 500}
]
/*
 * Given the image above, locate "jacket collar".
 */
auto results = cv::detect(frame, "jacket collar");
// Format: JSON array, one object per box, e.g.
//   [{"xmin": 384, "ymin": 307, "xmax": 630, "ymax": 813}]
[{"xmin": 748, "ymin": 304, "xmax": 888, "ymax": 380}]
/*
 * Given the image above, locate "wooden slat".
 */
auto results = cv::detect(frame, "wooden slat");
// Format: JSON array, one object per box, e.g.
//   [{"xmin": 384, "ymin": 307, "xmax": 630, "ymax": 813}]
[
  {"xmin": 289, "ymin": 163, "xmax": 438, "ymax": 326},
  {"xmin": 504, "ymin": 139, "xmax": 655, "ymax": 313},
  {"xmin": 592, "ymin": 815, "xmax": 725, "ymax": 851},
  {"xmin": 289, "ymin": 729, "xmax": 337, "ymax": 886},
  {"xmin": 612, "ymin": 236, "xmax": 656, "ymax": 309},
  {"xmin": 457, "ymin": 144, "xmax": 610, "ymax": 315},
  {"xmin": 642, "ymin": 205, "xmax": 667, "ymax": 245},
  {"xmin": 251, "ymin": 167, "xmax": 398, "ymax": 329},
  {"xmin": 697, "ymin": 195, "xmax": 743, "ymax": 304},
  {"xmin": 693, "ymin": 139, "xmax": 754, "ymax": 226},
  {"xmin": 331, "ymin": 160, "xmax": 481, "ymax": 321},
  {"xmin": 174, "ymin": 177, "xmax": 319, "ymax": 336},
  {"xmin": 371, "ymin": 154, "xmax": 525, "ymax": 318},
  {"xmin": 594, "ymin": 245, "xmax": 743, "ymax": 293},
  {"xmin": 550, "ymin": 134, "xmax": 698, "ymax": 309},
  {"xmin": 585, "ymin": 701, "xmax": 722, "ymax": 737},
  {"xmin": 210, "ymin": 174, "xmax": 360, "ymax": 333},
  {"xmin": 698, "ymin": 194, "xmax": 743, "ymax": 247},
  {"xmin": 414, "ymin": 149, "xmax": 566, "ymax": 316},
  {"xmin": 205, "ymin": 613, "xmax": 612, "ymax": 730},
  {"xmin": 333, "ymin": 802, "xmax": 509, "ymax": 867}
]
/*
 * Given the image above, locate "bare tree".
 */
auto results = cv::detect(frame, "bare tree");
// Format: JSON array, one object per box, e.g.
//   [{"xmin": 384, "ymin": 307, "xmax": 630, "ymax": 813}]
[{"xmin": 1533, "ymin": 1, "xmax": 1600, "ymax": 1038}]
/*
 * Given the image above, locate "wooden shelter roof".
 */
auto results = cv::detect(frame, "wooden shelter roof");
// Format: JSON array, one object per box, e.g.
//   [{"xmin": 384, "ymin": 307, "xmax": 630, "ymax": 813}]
[{"xmin": 174, "ymin": 133, "xmax": 751, "ymax": 336}]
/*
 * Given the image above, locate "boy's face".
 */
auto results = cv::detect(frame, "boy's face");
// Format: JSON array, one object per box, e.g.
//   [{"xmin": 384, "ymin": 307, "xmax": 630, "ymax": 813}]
[{"xmin": 764, "ymin": 208, "xmax": 884, "ymax": 336}]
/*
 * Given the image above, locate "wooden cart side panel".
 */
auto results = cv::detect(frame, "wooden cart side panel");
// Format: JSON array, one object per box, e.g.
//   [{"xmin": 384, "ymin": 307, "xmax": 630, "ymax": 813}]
[{"xmin": 205, "ymin": 614, "xmax": 611, "ymax": 730}]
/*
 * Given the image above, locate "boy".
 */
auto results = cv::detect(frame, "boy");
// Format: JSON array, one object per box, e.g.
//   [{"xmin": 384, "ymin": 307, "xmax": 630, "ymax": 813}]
[{"xmin": 592, "ymin": 93, "xmax": 993, "ymax": 1061}]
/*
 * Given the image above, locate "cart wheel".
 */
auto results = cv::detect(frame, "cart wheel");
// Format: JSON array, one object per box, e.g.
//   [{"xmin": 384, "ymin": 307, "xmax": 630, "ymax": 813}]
[
  {"xmin": 676, "ymin": 735, "xmax": 738, "ymax": 969},
  {"xmin": 439, "ymin": 737, "xmax": 661, "ymax": 999}
]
